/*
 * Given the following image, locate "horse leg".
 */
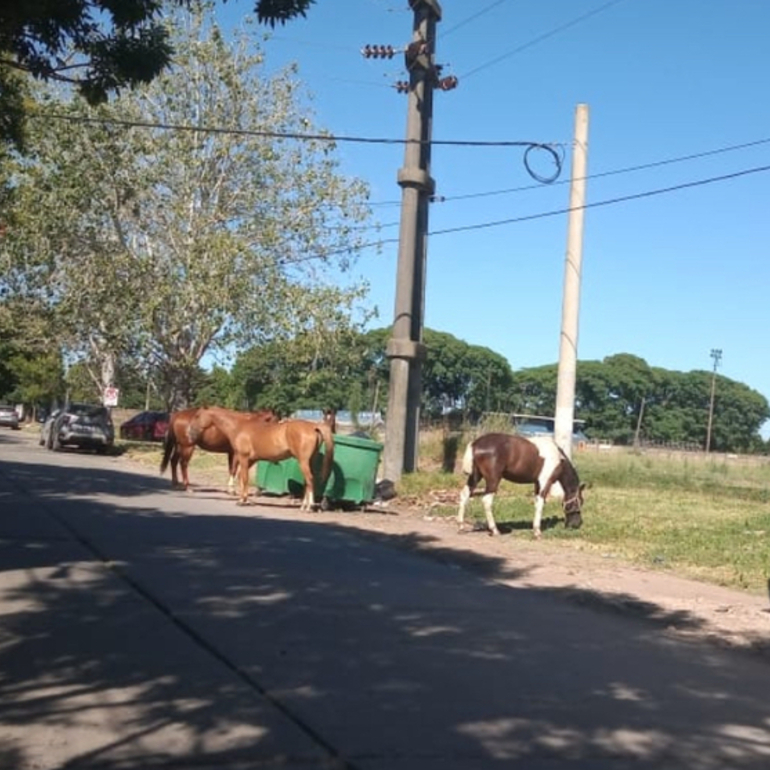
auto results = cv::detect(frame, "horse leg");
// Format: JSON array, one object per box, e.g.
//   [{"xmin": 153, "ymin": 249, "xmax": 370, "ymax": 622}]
[
  {"xmin": 297, "ymin": 458, "xmax": 315, "ymax": 511},
  {"xmin": 532, "ymin": 495, "xmax": 546, "ymax": 539},
  {"xmin": 180, "ymin": 446, "xmax": 193, "ymax": 490},
  {"xmin": 457, "ymin": 481, "xmax": 473, "ymax": 531},
  {"xmin": 227, "ymin": 450, "xmax": 237, "ymax": 495},
  {"xmin": 533, "ymin": 473, "xmax": 559, "ymax": 538},
  {"xmin": 170, "ymin": 450, "xmax": 180, "ymax": 488},
  {"xmin": 481, "ymin": 491, "xmax": 500, "ymax": 536},
  {"xmin": 236, "ymin": 454, "xmax": 251, "ymax": 506}
]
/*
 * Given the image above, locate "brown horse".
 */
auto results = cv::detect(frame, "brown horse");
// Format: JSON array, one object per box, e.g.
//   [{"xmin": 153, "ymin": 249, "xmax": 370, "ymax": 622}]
[
  {"xmin": 457, "ymin": 433, "xmax": 585, "ymax": 538},
  {"xmin": 188, "ymin": 407, "xmax": 335, "ymax": 509},
  {"xmin": 160, "ymin": 406, "xmax": 278, "ymax": 490}
]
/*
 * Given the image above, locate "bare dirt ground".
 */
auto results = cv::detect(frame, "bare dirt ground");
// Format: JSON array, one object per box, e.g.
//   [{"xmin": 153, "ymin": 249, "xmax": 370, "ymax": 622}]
[{"xmin": 173, "ymin": 463, "xmax": 770, "ymax": 663}]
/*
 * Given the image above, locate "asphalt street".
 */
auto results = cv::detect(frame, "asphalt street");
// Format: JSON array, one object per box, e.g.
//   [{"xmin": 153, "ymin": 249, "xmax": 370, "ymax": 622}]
[{"xmin": 1, "ymin": 428, "xmax": 769, "ymax": 769}]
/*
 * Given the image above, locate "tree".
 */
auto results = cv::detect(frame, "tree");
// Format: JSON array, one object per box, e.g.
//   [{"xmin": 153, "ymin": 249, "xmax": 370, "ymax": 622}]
[
  {"xmin": 253, "ymin": 0, "xmax": 316, "ymax": 26},
  {"xmin": 509, "ymin": 355, "xmax": 770, "ymax": 452},
  {"xmin": 237, "ymin": 326, "xmax": 516, "ymax": 422},
  {"xmin": 0, "ymin": 1, "xmax": 318, "ymax": 150},
  {"xmin": 231, "ymin": 321, "xmax": 375, "ymax": 416},
  {"xmin": 3, "ymin": 3, "xmax": 372, "ymax": 408},
  {"xmin": 0, "ymin": 298, "xmax": 65, "ymax": 414},
  {"xmin": 420, "ymin": 330, "xmax": 513, "ymax": 419}
]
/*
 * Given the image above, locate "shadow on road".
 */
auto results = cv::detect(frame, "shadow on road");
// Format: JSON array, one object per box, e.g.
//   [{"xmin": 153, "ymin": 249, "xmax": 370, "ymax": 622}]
[{"xmin": 1, "ymin": 450, "xmax": 769, "ymax": 769}]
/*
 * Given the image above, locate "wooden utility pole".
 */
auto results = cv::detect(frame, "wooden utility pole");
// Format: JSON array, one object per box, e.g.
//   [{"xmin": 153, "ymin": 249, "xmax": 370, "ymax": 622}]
[
  {"xmin": 382, "ymin": 0, "xmax": 442, "ymax": 482},
  {"xmin": 554, "ymin": 104, "xmax": 589, "ymax": 459}
]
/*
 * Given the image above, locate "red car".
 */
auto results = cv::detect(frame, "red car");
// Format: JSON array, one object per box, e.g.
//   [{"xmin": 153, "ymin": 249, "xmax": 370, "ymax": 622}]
[{"xmin": 119, "ymin": 411, "xmax": 169, "ymax": 442}]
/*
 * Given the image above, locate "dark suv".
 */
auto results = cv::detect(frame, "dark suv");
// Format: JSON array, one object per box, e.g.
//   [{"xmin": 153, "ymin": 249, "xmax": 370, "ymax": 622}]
[{"xmin": 42, "ymin": 403, "xmax": 114, "ymax": 453}]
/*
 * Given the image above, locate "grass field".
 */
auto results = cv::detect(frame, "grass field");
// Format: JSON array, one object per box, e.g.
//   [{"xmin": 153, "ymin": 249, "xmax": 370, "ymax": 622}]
[
  {"xmin": 118, "ymin": 429, "xmax": 770, "ymax": 596},
  {"xmin": 402, "ymin": 436, "xmax": 770, "ymax": 596}
]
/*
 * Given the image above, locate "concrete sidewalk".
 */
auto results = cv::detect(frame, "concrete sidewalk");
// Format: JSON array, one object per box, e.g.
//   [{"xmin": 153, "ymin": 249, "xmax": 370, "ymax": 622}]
[{"xmin": 2, "ymin": 431, "xmax": 770, "ymax": 769}]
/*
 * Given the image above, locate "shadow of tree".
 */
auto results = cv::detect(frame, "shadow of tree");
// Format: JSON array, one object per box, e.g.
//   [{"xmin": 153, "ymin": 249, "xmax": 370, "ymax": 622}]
[{"xmin": 1, "ymin": 447, "xmax": 770, "ymax": 769}]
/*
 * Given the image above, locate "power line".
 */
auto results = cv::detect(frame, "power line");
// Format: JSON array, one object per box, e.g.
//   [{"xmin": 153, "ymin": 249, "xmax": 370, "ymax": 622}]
[
  {"xmin": 429, "ymin": 162, "xmax": 770, "ymax": 236},
  {"xmin": 295, "ymin": 161, "xmax": 770, "ymax": 262},
  {"xmin": 33, "ymin": 112, "xmax": 565, "ymax": 153},
  {"xmin": 366, "ymin": 134, "xmax": 770, "ymax": 208},
  {"xmin": 461, "ymin": 0, "xmax": 629, "ymax": 80},
  {"xmin": 443, "ymin": 0, "xmax": 515, "ymax": 37}
]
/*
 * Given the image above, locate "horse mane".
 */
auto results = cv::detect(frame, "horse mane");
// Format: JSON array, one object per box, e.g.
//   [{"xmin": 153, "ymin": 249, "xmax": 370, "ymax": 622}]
[{"xmin": 556, "ymin": 445, "xmax": 580, "ymax": 488}]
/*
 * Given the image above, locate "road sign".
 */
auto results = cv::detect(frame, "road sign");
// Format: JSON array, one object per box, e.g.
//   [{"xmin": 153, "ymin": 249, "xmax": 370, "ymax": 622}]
[{"xmin": 103, "ymin": 387, "xmax": 119, "ymax": 407}]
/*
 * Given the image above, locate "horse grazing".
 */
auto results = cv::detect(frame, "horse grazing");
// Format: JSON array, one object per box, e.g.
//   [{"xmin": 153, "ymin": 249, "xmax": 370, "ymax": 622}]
[
  {"xmin": 160, "ymin": 406, "xmax": 278, "ymax": 490},
  {"xmin": 457, "ymin": 433, "xmax": 585, "ymax": 539},
  {"xmin": 188, "ymin": 408, "xmax": 335, "ymax": 509}
]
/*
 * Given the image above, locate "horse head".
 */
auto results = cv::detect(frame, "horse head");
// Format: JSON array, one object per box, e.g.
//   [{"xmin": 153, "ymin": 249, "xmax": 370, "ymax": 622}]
[
  {"xmin": 562, "ymin": 481, "xmax": 586, "ymax": 529},
  {"xmin": 187, "ymin": 409, "xmax": 215, "ymax": 444}
]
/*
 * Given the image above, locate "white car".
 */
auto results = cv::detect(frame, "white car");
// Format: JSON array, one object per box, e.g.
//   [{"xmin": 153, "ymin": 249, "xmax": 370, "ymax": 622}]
[{"xmin": 0, "ymin": 405, "xmax": 20, "ymax": 430}]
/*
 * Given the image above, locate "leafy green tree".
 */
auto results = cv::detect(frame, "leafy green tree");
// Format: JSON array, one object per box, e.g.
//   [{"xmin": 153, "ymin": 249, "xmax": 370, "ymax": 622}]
[
  {"xmin": 3, "ymin": 352, "xmax": 64, "ymax": 417},
  {"xmin": 509, "ymin": 365, "xmax": 558, "ymax": 417},
  {"xmin": 0, "ymin": 1, "xmax": 318, "ymax": 150},
  {"xmin": 287, "ymin": 326, "xmax": 515, "ymax": 422},
  {"xmin": 572, "ymin": 354, "xmax": 656, "ymax": 443},
  {"xmin": 0, "ymin": 297, "xmax": 65, "ymax": 413},
  {"xmin": 419, "ymin": 330, "xmax": 513, "ymax": 419},
  {"xmin": 231, "ymin": 319, "xmax": 373, "ymax": 416},
  {"xmin": 509, "ymin": 355, "xmax": 769, "ymax": 452},
  {"xmin": 193, "ymin": 366, "xmax": 235, "ymax": 409},
  {"xmin": 3, "ymin": 3, "xmax": 372, "ymax": 409}
]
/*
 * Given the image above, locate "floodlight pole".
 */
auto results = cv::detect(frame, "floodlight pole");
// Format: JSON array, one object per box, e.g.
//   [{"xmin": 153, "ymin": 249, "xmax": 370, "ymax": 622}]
[
  {"xmin": 382, "ymin": 0, "xmax": 442, "ymax": 482},
  {"xmin": 705, "ymin": 348, "xmax": 722, "ymax": 452},
  {"xmin": 554, "ymin": 104, "xmax": 589, "ymax": 460}
]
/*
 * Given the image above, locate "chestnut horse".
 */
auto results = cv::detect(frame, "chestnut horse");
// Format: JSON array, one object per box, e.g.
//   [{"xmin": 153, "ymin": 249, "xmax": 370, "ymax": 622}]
[
  {"xmin": 188, "ymin": 408, "xmax": 335, "ymax": 509},
  {"xmin": 160, "ymin": 406, "xmax": 278, "ymax": 490},
  {"xmin": 457, "ymin": 433, "xmax": 585, "ymax": 538}
]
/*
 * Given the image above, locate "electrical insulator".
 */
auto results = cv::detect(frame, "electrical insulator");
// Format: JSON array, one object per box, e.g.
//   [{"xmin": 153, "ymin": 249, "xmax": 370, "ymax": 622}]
[
  {"xmin": 362, "ymin": 44, "xmax": 395, "ymax": 59},
  {"xmin": 395, "ymin": 80, "xmax": 409, "ymax": 93},
  {"xmin": 438, "ymin": 75, "xmax": 458, "ymax": 91}
]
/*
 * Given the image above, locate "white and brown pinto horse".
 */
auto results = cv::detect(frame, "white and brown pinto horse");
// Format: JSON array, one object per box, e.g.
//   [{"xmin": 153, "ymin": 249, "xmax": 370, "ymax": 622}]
[{"xmin": 457, "ymin": 432, "xmax": 585, "ymax": 538}]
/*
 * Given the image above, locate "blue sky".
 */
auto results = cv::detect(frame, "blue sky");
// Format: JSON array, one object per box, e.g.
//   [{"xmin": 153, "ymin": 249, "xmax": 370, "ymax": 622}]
[{"xmin": 218, "ymin": 0, "xmax": 770, "ymax": 425}]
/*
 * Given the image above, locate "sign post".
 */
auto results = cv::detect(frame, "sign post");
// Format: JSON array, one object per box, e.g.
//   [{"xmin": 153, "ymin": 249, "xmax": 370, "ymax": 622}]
[{"xmin": 103, "ymin": 387, "xmax": 119, "ymax": 408}]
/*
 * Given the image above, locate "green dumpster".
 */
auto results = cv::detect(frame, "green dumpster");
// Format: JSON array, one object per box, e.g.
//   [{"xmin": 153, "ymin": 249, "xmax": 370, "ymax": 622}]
[{"xmin": 256, "ymin": 433, "xmax": 384, "ymax": 507}]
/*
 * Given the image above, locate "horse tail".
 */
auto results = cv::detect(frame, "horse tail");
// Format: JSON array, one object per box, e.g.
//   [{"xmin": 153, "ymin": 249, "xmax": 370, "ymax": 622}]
[
  {"xmin": 160, "ymin": 422, "xmax": 176, "ymax": 475},
  {"xmin": 461, "ymin": 440, "xmax": 475, "ymax": 475},
  {"xmin": 316, "ymin": 422, "xmax": 335, "ymax": 488}
]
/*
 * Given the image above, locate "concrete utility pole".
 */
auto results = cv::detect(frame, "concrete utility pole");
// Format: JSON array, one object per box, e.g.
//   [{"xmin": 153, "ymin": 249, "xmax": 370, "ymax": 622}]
[
  {"xmin": 705, "ymin": 348, "xmax": 722, "ymax": 452},
  {"xmin": 554, "ymin": 104, "xmax": 589, "ymax": 460},
  {"xmin": 382, "ymin": 0, "xmax": 442, "ymax": 482}
]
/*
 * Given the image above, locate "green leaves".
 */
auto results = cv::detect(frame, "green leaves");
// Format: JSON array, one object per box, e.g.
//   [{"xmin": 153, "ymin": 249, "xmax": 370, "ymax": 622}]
[
  {"xmin": 3, "ymin": 2, "xmax": 372, "ymax": 409},
  {"xmin": 509, "ymin": 356, "xmax": 770, "ymax": 452}
]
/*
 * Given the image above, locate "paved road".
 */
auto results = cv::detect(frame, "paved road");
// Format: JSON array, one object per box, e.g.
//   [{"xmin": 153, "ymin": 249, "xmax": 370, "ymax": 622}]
[{"xmin": 1, "ymin": 429, "xmax": 769, "ymax": 769}]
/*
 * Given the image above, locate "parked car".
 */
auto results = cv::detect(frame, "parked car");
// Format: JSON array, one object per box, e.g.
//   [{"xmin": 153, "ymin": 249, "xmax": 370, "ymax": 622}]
[
  {"xmin": 0, "ymin": 405, "xmax": 20, "ymax": 430},
  {"xmin": 39, "ymin": 409, "xmax": 61, "ymax": 446},
  {"xmin": 41, "ymin": 403, "xmax": 114, "ymax": 453},
  {"xmin": 119, "ymin": 411, "xmax": 169, "ymax": 442}
]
